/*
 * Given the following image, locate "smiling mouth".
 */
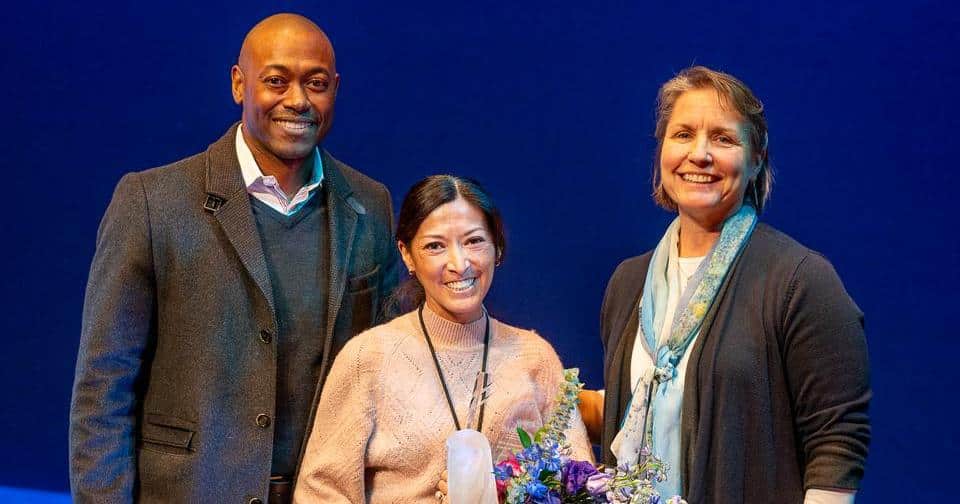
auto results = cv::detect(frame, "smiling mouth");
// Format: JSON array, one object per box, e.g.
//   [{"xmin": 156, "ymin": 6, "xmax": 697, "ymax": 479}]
[
  {"xmin": 680, "ymin": 173, "xmax": 720, "ymax": 183},
  {"xmin": 273, "ymin": 119, "xmax": 317, "ymax": 135},
  {"xmin": 444, "ymin": 278, "xmax": 477, "ymax": 293}
]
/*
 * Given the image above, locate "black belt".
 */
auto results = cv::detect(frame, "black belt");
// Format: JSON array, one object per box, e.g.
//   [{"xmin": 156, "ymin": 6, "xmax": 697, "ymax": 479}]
[{"xmin": 269, "ymin": 475, "xmax": 292, "ymax": 504}]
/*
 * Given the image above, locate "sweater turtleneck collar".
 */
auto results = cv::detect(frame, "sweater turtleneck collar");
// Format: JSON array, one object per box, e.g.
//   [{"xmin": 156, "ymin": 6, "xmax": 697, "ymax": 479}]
[{"xmin": 419, "ymin": 303, "xmax": 488, "ymax": 348}]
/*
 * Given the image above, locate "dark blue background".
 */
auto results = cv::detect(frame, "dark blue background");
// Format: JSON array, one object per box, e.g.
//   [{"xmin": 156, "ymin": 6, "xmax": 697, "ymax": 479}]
[{"xmin": 2, "ymin": 0, "xmax": 956, "ymax": 499}]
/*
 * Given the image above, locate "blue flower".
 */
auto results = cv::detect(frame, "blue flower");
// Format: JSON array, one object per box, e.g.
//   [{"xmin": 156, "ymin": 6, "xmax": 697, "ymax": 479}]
[
  {"xmin": 493, "ymin": 461, "xmax": 515, "ymax": 480},
  {"xmin": 525, "ymin": 480, "xmax": 549, "ymax": 499},
  {"xmin": 543, "ymin": 457, "xmax": 562, "ymax": 473}
]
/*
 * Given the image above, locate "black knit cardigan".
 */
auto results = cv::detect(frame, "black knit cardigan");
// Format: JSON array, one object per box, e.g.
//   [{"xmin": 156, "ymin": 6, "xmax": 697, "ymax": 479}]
[{"xmin": 600, "ymin": 223, "xmax": 871, "ymax": 503}]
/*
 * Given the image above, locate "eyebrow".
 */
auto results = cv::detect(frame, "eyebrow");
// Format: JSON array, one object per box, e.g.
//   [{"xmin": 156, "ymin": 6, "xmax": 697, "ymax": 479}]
[
  {"xmin": 258, "ymin": 65, "xmax": 331, "ymax": 77},
  {"xmin": 671, "ymin": 123, "xmax": 742, "ymax": 136},
  {"xmin": 418, "ymin": 227, "xmax": 488, "ymax": 241}
]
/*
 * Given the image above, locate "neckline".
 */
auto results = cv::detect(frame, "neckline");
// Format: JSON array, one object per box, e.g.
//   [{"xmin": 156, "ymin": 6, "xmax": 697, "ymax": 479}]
[
  {"xmin": 419, "ymin": 303, "xmax": 488, "ymax": 348},
  {"xmin": 417, "ymin": 304, "xmax": 491, "ymax": 432}
]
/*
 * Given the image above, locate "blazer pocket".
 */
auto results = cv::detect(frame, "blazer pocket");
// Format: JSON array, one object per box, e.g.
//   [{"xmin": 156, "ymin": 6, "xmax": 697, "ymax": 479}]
[
  {"xmin": 347, "ymin": 265, "xmax": 381, "ymax": 293},
  {"xmin": 140, "ymin": 413, "xmax": 197, "ymax": 454}
]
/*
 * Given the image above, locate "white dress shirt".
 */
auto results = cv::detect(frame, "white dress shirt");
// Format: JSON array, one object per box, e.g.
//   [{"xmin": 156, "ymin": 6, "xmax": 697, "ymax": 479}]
[{"xmin": 235, "ymin": 125, "xmax": 324, "ymax": 216}]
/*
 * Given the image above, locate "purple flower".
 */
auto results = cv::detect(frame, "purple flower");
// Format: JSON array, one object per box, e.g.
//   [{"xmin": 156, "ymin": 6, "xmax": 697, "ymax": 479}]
[
  {"xmin": 640, "ymin": 445, "xmax": 652, "ymax": 459},
  {"xmin": 530, "ymin": 492, "xmax": 561, "ymax": 504},
  {"xmin": 585, "ymin": 472, "xmax": 613, "ymax": 499},
  {"xmin": 561, "ymin": 460, "xmax": 599, "ymax": 494}
]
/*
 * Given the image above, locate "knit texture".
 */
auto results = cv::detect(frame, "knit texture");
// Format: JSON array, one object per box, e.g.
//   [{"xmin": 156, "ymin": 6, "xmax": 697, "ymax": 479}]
[
  {"xmin": 294, "ymin": 306, "xmax": 593, "ymax": 503},
  {"xmin": 250, "ymin": 195, "xmax": 328, "ymax": 477}
]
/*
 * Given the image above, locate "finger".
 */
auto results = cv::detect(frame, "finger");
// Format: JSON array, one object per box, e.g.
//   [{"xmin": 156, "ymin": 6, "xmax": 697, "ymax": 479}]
[{"xmin": 437, "ymin": 469, "xmax": 448, "ymax": 493}]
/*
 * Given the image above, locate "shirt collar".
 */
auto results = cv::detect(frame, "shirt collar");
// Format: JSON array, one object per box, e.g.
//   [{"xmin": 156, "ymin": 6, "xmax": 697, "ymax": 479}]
[{"xmin": 235, "ymin": 124, "xmax": 324, "ymax": 193}]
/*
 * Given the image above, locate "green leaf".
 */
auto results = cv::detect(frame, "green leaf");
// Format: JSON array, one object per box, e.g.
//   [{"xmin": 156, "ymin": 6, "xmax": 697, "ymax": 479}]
[
  {"xmin": 539, "ymin": 470, "xmax": 557, "ymax": 483},
  {"xmin": 517, "ymin": 426, "xmax": 532, "ymax": 448}
]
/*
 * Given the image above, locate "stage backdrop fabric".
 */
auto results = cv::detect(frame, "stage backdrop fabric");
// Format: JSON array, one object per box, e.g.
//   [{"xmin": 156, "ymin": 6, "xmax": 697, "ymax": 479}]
[{"xmin": 0, "ymin": 0, "xmax": 956, "ymax": 499}]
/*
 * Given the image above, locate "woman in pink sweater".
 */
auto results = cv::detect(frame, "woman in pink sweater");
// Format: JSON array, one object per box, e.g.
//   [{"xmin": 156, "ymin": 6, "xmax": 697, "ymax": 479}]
[{"xmin": 294, "ymin": 175, "xmax": 592, "ymax": 503}]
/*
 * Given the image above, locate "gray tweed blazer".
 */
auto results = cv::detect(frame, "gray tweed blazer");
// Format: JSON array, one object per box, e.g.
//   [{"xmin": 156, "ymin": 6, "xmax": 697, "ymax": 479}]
[{"xmin": 69, "ymin": 124, "xmax": 399, "ymax": 503}]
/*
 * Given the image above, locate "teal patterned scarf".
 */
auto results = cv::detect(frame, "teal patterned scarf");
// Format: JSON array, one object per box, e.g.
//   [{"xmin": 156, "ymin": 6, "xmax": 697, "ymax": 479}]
[{"xmin": 611, "ymin": 204, "xmax": 757, "ymax": 492}]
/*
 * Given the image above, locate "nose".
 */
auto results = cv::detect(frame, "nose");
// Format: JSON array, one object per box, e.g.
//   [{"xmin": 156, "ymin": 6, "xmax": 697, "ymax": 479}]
[
  {"xmin": 687, "ymin": 134, "xmax": 712, "ymax": 167},
  {"xmin": 283, "ymin": 84, "xmax": 311, "ymax": 114},
  {"xmin": 445, "ymin": 244, "xmax": 471, "ymax": 274}
]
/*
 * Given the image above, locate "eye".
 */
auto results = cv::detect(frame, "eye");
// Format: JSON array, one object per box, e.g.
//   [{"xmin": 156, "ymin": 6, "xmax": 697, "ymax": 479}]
[
  {"xmin": 264, "ymin": 76, "xmax": 286, "ymax": 88},
  {"xmin": 713, "ymin": 131, "xmax": 740, "ymax": 147},
  {"xmin": 423, "ymin": 241, "xmax": 444, "ymax": 253},
  {"xmin": 465, "ymin": 236, "xmax": 487, "ymax": 247},
  {"xmin": 307, "ymin": 78, "xmax": 330, "ymax": 92},
  {"xmin": 671, "ymin": 130, "xmax": 693, "ymax": 140}
]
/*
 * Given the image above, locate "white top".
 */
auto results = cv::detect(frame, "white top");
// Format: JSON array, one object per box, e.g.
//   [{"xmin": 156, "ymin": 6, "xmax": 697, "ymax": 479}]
[
  {"xmin": 629, "ymin": 255, "xmax": 704, "ymax": 389},
  {"xmin": 629, "ymin": 252, "xmax": 703, "ymax": 493},
  {"xmin": 235, "ymin": 125, "xmax": 324, "ymax": 216}
]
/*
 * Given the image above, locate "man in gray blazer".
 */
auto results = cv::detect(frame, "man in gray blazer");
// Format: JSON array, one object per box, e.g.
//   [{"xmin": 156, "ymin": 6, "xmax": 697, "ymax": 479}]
[{"xmin": 69, "ymin": 14, "xmax": 399, "ymax": 504}]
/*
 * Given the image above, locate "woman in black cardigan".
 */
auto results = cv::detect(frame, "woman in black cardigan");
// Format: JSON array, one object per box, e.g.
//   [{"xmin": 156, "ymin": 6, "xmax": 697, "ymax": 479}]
[{"xmin": 581, "ymin": 66, "xmax": 870, "ymax": 503}]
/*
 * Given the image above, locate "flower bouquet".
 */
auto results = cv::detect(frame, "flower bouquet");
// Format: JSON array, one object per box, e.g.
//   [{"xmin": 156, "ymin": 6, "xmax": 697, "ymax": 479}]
[{"xmin": 492, "ymin": 369, "xmax": 686, "ymax": 504}]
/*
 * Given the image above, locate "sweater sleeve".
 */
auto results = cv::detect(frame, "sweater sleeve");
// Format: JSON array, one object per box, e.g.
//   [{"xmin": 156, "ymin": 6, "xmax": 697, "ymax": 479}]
[
  {"xmin": 294, "ymin": 334, "xmax": 378, "ymax": 503},
  {"xmin": 782, "ymin": 253, "xmax": 871, "ymax": 491}
]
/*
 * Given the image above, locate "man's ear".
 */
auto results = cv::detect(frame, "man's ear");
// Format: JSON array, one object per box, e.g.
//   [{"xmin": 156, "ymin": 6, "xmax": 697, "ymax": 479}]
[{"xmin": 230, "ymin": 65, "xmax": 244, "ymax": 105}]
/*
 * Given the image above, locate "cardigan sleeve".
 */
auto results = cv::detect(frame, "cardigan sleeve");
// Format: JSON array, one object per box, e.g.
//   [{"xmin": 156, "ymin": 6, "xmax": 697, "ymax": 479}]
[
  {"xmin": 294, "ymin": 335, "xmax": 378, "ymax": 503},
  {"xmin": 781, "ymin": 252, "xmax": 871, "ymax": 491}
]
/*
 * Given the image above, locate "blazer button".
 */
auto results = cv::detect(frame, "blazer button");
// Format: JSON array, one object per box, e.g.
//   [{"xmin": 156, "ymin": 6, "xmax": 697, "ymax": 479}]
[
  {"xmin": 255, "ymin": 414, "xmax": 271, "ymax": 428},
  {"xmin": 248, "ymin": 498, "xmax": 263, "ymax": 504},
  {"xmin": 259, "ymin": 329, "xmax": 272, "ymax": 344}
]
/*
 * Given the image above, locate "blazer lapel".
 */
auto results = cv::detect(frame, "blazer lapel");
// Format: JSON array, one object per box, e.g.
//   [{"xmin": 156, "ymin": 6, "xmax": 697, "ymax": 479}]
[
  {"xmin": 320, "ymin": 150, "xmax": 361, "ymax": 353},
  {"xmin": 204, "ymin": 124, "xmax": 276, "ymax": 315}
]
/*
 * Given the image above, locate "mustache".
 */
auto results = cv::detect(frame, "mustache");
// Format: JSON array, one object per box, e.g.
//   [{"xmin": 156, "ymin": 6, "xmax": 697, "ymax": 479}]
[{"xmin": 272, "ymin": 115, "xmax": 319, "ymax": 124}]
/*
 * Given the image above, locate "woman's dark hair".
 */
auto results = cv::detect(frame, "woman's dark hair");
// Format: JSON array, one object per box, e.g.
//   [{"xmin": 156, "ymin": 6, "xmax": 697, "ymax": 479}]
[{"xmin": 387, "ymin": 175, "xmax": 506, "ymax": 314}]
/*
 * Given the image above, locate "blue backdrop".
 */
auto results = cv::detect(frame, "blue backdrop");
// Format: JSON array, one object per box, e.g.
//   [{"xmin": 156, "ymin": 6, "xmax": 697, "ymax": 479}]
[{"xmin": 2, "ymin": 0, "xmax": 956, "ymax": 499}]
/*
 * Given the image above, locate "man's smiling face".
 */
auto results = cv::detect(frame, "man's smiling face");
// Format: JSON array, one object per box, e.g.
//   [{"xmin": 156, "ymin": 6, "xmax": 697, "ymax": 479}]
[{"xmin": 231, "ymin": 16, "xmax": 340, "ymax": 164}]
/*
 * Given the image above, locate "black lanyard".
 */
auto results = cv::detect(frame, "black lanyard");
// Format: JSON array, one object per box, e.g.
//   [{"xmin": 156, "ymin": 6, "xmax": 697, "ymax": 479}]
[{"xmin": 417, "ymin": 303, "xmax": 491, "ymax": 432}]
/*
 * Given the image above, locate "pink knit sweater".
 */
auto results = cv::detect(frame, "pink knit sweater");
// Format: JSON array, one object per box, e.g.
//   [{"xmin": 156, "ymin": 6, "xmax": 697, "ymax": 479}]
[{"xmin": 293, "ymin": 306, "xmax": 593, "ymax": 503}]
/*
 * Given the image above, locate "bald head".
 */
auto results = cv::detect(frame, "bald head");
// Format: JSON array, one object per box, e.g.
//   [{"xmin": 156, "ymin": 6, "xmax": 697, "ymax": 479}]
[
  {"xmin": 231, "ymin": 13, "xmax": 340, "ymax": 168},
  {"xmin": 238, "ymin": 14, "xmax": 335, "ymax": 71}
]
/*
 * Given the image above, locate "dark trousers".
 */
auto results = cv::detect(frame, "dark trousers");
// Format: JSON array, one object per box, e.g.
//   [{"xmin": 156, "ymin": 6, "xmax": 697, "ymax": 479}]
[{"xmin": 269, "ymin": 476, "xmax": 291, "ymax": 504}]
